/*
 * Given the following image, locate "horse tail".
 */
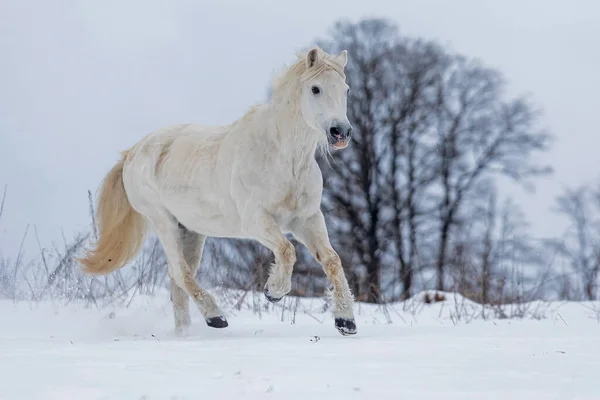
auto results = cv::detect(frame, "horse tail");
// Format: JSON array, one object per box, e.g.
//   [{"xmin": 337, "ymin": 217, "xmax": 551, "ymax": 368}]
[{"xmin": 77, "ymin": 150, "xmax": 147, "ymax": 275}]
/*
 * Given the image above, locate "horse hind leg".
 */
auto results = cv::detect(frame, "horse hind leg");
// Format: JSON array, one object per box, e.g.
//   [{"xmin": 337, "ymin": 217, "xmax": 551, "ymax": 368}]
[
  {"xmin": 170, "ymin": 278, "xmax": 191, "ymax": 335},
  {"xmin": 169, "ymin": 222, "xmax": 206, "ymax": 334},
  {"xmin": 146, "ymin": 212, "xmax": 227, "ymax": 333}
]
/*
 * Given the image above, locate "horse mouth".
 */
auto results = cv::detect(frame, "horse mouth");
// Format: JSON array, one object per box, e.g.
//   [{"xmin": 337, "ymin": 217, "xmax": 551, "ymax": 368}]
[{"xmin": 328, "ymin": 137, "xmax": 349, "ymax": 150}]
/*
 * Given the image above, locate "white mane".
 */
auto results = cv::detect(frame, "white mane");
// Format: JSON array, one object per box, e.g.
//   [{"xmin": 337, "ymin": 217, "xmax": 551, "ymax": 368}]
[{"xmin": 271, "ymin": 47, "xmax": 347, "ymax": 96}]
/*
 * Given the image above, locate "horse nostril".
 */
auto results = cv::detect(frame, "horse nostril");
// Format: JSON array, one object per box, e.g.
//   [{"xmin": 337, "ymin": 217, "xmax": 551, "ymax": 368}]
[{"xmin": 329, "ymin": 126, "xmax": 341, "ymax": 137}]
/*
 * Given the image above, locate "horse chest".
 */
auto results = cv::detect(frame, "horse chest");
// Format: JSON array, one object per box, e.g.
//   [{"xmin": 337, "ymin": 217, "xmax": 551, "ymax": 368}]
[
  {"xmin": 238, "ymin": 152, "xmax": 323, "ymax": 223},
  {"xmin": 274, "ymin": 185, "xmax": 307, "ymax": 213},
  {"xmin": 270, "ymin": 173, "xmax": 321, "ymax": 223}
]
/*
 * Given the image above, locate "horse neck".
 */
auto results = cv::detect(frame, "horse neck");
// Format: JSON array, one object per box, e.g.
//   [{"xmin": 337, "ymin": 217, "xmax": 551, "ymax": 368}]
[{"xmin": 269, "ymin": 92, "xmax": 321, "ymax": 172}]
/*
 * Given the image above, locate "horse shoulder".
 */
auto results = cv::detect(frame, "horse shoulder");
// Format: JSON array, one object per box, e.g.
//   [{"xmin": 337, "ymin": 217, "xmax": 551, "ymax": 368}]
[{"xmin": 301, "ymin": 159, "xmax": 325, "ymax": 209}]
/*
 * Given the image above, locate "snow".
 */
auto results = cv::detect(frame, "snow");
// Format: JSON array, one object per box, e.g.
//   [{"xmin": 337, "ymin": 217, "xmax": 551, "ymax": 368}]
[{"xmin": 0, "ymin": 290, "xmax": 599, "ymax": 400}]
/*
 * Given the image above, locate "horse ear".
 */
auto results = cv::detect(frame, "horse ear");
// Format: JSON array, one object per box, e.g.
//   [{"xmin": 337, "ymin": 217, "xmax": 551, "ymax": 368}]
[
  {"xmin": 306, "ymin": 48, "xmax": 320, "ymax": 68},
  {"xmin": 334, "ymin": 50, "xmax": 348, "ymax": 67}
]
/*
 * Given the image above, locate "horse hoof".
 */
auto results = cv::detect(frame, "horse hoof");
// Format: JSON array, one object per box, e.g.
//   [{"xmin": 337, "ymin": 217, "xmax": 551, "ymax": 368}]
[
  {"xmin": 335, "ymin": 318, "xmax": 357, "ymax": 336},
  {"xmin": 206, "ymin": 316, "xmax": 228, "ymax": 328},
  {"xmin": 264, "ymin": 287, "xmax": 283, "ymax": 303}
]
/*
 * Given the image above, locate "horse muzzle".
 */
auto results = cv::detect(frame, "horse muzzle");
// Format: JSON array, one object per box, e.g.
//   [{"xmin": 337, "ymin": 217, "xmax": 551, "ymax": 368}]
[{"xmin": 327, "ymin": 122, "xmax": 352, "ymax": 150}]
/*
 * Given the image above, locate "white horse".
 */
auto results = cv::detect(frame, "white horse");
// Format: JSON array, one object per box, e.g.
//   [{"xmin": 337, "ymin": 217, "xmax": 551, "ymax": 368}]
[{"xmin": 78, "ymin": 46, "xmax": 357, "ymax": 336}]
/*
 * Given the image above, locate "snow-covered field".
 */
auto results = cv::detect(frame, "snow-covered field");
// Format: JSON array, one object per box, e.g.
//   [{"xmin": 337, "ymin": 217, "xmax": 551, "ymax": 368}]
[{"xmin": 1, "ymin": 290, "xmax": 599, "ymax": 400}]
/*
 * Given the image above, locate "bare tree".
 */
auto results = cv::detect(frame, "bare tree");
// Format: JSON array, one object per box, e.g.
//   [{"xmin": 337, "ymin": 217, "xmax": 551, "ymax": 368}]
[
  {"xmin": 315, "ymin": 19, "xmax": 397, "ymax": 303},
  {"xmin": 315, "ymin": 18, "xmax": 552, "ymax": 301},
  {"xmin": 448, "ymin": 183, "xmax": 544, "ymax": 305},
  {"xmin": 546, "ymin": 184, "xmax": 600, "ymax": 300},
  {"xmin": 377, "ymin": 38, "xmax": 444, "ymax": 300},
  {"xmin": 431, "ymin": 53, "xmax": 552, "ymax": 291}
]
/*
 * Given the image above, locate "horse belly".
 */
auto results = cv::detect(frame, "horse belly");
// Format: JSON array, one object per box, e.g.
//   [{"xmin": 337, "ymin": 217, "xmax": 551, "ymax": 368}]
[{"xmin": 162, "ymin": 190, "xmax": 242, "ymax": 238}]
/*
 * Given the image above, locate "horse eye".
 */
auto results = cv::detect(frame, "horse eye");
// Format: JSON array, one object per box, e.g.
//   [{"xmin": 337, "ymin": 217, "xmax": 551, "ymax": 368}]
[{"xmin": 311, "ymin": 86, "xmax": 320, "ymax": 95}]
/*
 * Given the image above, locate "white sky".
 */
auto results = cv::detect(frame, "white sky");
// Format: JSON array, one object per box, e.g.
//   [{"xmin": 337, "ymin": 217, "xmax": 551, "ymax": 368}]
[{"xmin": 1, "ymin": 0, "xmax": 599, "ymax": 260}]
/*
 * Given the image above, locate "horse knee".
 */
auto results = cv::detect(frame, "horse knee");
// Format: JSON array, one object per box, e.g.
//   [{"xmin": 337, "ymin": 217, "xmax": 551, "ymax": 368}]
[
  {"xmin": 278, "ymin": 241, "xmax": 296, "ymax": 266},
  {"xmin": 322, "ymin": 252, "xmax": 342, "ymax": 276}
]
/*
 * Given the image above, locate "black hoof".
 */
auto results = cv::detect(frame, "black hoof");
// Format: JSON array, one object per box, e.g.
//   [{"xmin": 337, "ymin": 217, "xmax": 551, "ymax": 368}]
[
  {"xmin": 206, "ymin": 316, "xmax": 228, "ymax": 328},
  {"xmin": 335, "ymin": 318, "xmax": 357, "ymax": 336},
  {"xmin": 264, "ymin": 286, "xmax": 283, "ymax": 303}
]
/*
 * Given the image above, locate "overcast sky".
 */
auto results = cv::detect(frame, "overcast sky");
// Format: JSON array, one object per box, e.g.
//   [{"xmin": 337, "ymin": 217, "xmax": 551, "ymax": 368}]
[{"xmin": 1, "ymin": 0, "xmax": 599, "ymax": 261}]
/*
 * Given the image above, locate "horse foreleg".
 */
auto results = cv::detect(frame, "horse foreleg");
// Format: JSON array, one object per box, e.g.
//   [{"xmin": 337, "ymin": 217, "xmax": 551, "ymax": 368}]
[
  {"xmin": 246, "ymin": 208, "xmax": 296, "ymax": 303},
  {"xmin": 293, "ymin": 211, "xmax": 357, "ymax": 336}
]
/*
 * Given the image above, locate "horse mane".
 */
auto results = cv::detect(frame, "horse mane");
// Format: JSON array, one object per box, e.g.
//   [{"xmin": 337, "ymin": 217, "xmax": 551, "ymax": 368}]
[{"xmin": 271, "ymin": 46, "xmax": 346, "ymax": 100}]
